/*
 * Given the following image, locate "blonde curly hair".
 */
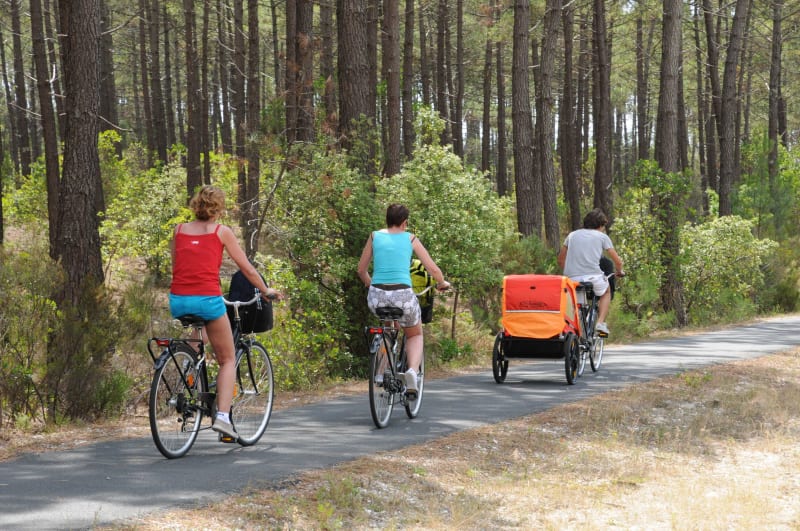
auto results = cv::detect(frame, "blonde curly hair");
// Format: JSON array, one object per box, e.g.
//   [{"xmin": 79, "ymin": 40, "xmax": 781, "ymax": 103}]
[{"xmin": 189, "ymin": 185, "xmax": 226, "ymax": 221}]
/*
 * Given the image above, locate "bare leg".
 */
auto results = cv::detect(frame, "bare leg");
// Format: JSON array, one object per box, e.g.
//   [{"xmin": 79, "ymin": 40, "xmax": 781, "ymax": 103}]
[
  {"xmin": 403, "ymin": 323, "xmax": 423, "ymax": 372},
  {"xmin": 204, "ymin": 315, "xmax": 236, "ymax": 414},
  {"xmin": 597, "ymin": 290, "xmax": 612, "ymax": 324}
]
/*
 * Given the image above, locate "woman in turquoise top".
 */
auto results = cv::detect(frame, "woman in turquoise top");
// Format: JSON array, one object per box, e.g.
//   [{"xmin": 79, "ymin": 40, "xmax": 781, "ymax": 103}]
[{"xmin": 357, "ymin": 204, "xmax": 450, "ymax": 396}]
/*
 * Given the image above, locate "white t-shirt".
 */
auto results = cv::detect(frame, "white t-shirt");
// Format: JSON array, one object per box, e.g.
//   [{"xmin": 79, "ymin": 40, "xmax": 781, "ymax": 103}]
[{"xmin": 562, "ymin": 228, "xmax": 613, "ymax": 279}]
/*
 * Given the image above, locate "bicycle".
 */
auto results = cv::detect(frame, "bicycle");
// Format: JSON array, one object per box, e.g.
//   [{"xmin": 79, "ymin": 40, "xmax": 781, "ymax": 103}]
[
  {"xmin": 364, "ymin": 285, "xmax": 438, "ymax": 428},
  {"xmin": 574, "ymin": 273, "xmax": 618, "ymax": 377},
  {"xmin": 147, "ymin": 293, "xmax": 275, "ymax": 459}
]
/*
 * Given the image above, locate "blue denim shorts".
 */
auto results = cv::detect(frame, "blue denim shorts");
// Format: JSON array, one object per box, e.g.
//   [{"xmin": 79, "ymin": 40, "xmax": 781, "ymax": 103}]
[{"xmin": 169, "ymin": 294, "xmax": 226, "ymax": 321}]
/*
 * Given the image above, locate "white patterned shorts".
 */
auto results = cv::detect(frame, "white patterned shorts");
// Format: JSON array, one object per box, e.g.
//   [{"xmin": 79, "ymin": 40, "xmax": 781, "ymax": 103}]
[{"xmin": 367, "ymin": 285, "xmax": 421, "ymax": 327}]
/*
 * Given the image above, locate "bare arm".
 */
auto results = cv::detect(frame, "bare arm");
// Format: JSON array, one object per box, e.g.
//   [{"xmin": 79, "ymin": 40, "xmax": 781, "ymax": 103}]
[
  {"xmin": 356, "ymin": 234, "xmax": 373, "ymax": 287},
  {"xmin": 218, "ymin": 225, "xmax": 282, "ymax": 299},
  {"xmin": 606, "ymin": 247, "xmax": 624, "ymax": 276},
  {"xmin": 557, "ymin": 245, "xmax": 568, "ymax": 271}
]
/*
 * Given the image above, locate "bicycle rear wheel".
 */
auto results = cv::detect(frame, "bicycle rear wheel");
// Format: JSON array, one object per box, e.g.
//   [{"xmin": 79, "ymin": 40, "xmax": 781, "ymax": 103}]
[
  {"xmin": 590, "ymin": 337, "xmax": 605, "ymax": 372},
  {"xmin": 369, "ymin": 336, "xmax": 393, "ymax": 428},
  {"xmin": 404, "ymin": 352, "xmax": 424, "ymax": 419},
  {"xmin": 231, "ymin": 341, "xmax": 274, "ymax": 446},
  {"xmin": 563, "ymin": 333, "xmax": 579, "ymax": 385},
  {"xmin": 149, "ymin": 345, "xmax": 202, "ymax": 459}
]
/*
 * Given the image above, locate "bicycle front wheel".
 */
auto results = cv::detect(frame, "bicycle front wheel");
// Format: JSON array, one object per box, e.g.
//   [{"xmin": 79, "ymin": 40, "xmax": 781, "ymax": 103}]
[
  {"xmin": 231, "ymin": 341, "xmax": 274, "ymax": 446},
  {"xmin": 149, "ymin": 345, "xmax": 202, "ymax": 459},
  {"xmin": 590, "ymin": 337, "xmax": 605, "ymax": 372},
  {"xmin": 404, "ymin": 353, "xmax": 424, "ymax": 419},
  {"xmin": 369, "ymin": 337, "xmax": 393, "ymax": 428}
]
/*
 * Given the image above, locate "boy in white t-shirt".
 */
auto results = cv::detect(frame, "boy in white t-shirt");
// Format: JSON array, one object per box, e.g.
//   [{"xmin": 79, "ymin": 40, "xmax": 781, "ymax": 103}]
[{"xmin": 557, "ymin": 208, "xmax": 625, "ymax": 337}]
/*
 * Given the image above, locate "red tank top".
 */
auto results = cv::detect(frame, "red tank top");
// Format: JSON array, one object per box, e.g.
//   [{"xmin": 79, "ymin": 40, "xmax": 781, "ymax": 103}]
[{"xmin": 170, "ymin": 224, "xmax": 224, "ymax": 296}]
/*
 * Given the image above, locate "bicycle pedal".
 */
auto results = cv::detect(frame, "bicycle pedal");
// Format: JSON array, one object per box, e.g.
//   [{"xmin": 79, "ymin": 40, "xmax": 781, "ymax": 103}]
[{"xmin": 218, "ymin": 433, "xmax": 237, "ymax": 444}]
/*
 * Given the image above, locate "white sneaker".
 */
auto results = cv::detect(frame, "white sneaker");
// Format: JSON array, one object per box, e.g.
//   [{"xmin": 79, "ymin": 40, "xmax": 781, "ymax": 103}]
[
  {"xmin": 596, "ymin": 322, "xmax": 609, "ymax": 337},
  {"xmin": 404, "ymin": 369, "xmax": 418, "ymax": 397}
]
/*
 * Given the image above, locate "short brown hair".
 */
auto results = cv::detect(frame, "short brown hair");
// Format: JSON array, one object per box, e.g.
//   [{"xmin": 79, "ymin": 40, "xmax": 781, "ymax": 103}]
[
  {"xmin": 189, "ymin": 185, "xmax": 226, "ymax": 221},
  {"xmin": 583, "ymin": 208, "xmax": 608, "ymax": 229},
  {"xmin": 386, "ymin": 203, "xmax": 409, "ymax": 227}
]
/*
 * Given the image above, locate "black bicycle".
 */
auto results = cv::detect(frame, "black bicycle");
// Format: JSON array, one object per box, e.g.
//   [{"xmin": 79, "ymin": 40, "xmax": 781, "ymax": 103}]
[
  {"xmin": 364, "ymin": 285, "xmax": 436, "ymax": 428},
  {"xmin": 575, "ymin": 273, "xmax": 617, "ymax": 376},
  {"xmin": 147, "ymin": 293, "xmax": 274, "ymax": 458}
]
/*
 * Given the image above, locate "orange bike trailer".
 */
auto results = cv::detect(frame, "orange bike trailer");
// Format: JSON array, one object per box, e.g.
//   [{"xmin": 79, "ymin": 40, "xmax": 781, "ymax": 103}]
[
  {"xmin": 493, "ymin": 274, "xmax": 582, "ymax": 385},
  {"xmin": 501, "ymin": 274, "xmax": 580, "ymax": 339}
]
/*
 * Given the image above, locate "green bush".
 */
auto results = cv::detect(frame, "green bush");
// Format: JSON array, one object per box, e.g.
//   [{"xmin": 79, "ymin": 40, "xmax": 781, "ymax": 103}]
[{"xmin": 680, "ymin": 216, "xmax": 777, "ymax": 325}]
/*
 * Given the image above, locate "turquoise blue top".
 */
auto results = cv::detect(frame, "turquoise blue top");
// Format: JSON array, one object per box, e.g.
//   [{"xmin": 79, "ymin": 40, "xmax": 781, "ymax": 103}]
[{"xmin": 371, "ymin": 231, "xmax": 413, "ymax": 285}]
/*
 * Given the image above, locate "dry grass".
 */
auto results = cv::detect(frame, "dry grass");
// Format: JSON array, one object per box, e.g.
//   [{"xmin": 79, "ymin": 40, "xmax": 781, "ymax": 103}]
[{"xmin": 94, "ymin": 348, "xmax": 800, "ymax": 530}]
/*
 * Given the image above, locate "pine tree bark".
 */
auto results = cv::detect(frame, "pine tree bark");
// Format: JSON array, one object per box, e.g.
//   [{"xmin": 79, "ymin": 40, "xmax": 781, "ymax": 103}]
[
  {"xmin": 560, "ymin": 0, "xmax": 580, "ymax": 230},
  {"xmin": 382, "ymin": 0, "xmax": 401, "ymax": 175},
  {"xmin": 31, "ymin": 0, "xmax": 61, "ymax": 256},
  {"xmin": 538, "ymin": 0, "xmax": 561, "ymax": 248},
  {"xmin": 55, "ymin": 0, "xmax": 105, "ymax": 300},
  {"xmin": 511, "ymin": 0, "xmax": 536, "ymax": 236},
  {"xmin": 183, "ymin": 0, "xmax": 203, "ymax": 197},
  {"xmin": 654, "ymin": 0, "xmax": 687, "ymax": 326},
  {"xmin": 401, "ymin": 0, "xmax": 415, "ymax": 158},
  {"xmin": 496, "ymin": 40, "xmax": 507, "ymax": 198},
  {"xmin": 244, "ymin": 0, "xmax": 261, "ymax": 258},
  {"xmin": 717, "ymin": 0, "xmax": 749, "ymax": 216},
  {"xmin": 592, "ymin": 0, "xmax": 612, "ymax": 216},
  {"xmin": 11, "ymin": 0, "xmax": 32, "ymax": 175},
  {"xmin": 337, "ymin": 0, "xmax": 370, "ymax": 150}
]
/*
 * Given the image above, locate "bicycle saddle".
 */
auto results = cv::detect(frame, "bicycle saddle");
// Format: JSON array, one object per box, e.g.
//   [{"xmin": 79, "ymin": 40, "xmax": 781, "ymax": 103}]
[
  {"xmin": 177, "ymin": 314, "xmax": 206, "ymax": 327},
  {"xmin": 576, "ymin": 282, "xmax": 596, "ymax": 299},
  {"xmin": 375, "ymin": 306, "xmax": 404, "ymax": 321}
]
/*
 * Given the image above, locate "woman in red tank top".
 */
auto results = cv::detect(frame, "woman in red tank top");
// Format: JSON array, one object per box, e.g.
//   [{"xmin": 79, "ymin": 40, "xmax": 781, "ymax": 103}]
[{"xmin": 169, "ymin": 185, "xmax": 282, "ymax": 440}]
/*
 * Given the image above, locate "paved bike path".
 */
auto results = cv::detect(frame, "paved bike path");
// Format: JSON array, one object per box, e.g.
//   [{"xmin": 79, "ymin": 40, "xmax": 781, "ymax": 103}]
[{"xmin": 2, "ymin": 315, "xmax": 799, "ymax": 529}]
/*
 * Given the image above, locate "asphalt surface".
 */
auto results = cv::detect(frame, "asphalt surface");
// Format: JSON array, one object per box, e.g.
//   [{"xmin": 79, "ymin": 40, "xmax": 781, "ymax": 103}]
[{"xmin": 2, "ymin": 314, "xmax": 800, "ymax": 529}]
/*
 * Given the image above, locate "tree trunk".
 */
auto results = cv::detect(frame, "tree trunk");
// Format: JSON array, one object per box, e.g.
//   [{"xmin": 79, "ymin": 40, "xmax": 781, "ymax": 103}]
[
  {"xmin": 538, "ymin": 0, "xmax": 561, "ymax": 248},
  {"xmin": 148, "ymin": 0, "xmax": 168, "ymax": 161},
  {"xmin": 496, "ymin": 40, "xmax": 508, "ymax": 198},
  {"xmin": 216, "ymin": 0, "xmax": 232, "ymax": 153},
  {"xmin": 321, "ymin": 0, "xmax": 337, "ymax": 132},
  {"xmin": 768, "ymin": 0, "xmax": 782, "ymax": 232},
  {"xmin": 511, "ymin": 0, "xmax": 536, "ymax": 236},
  {"xmin": 481, "ymin": 3, "xmax": 493, "ymax": 177},
  {"xmin": 244, "ymin": 0, "xmax": 261, "ymax": 258},
  {"xmin": 30, "ymin": 0, "xmax": 61, "ymax": 257},
  {"xmin": 635, "ymin": 8, "xmax": 654, "ymax": 161},
  {"xmin": 232, "ymin": 0, "xmax": 246, "ymax": 208},
  {"xmin": 560, "ymin": 1, "xmax": 580, "ymax": 230},
  {"xmin": 183, "ymin": 0, "xmax": 203, "ymax": 197},
  {"xmin": 200, "ymin": 0, "xmax": 211, "ymax": 180},
  {"xmin": 11, "ymin": 0, "xmax": 32, "ymax": 176},
  {"xmin": 163, "ymin": 4, "xmax": 176, "ymax": 150},
  {"xmin": 418, "ymin": 7, "xmax": 431, "ymax": 107},
  {"xmin": 138, "ymin": 0, "xmax": 154, "ymax": 164},
  {"xmin": 717, "ymin": 0, "xmax": 749, "ymax": 216},
  {"xmin": 592, "ymin": 0, "xmax": 612, "ymax": 216},
  {"xmin": 0, "ymin": 24, "xmax": 20, "ymax": 176},
  {"xmin": 451, "ymin": 0, "xmax": 464, "ymax": 157},
  {"xmin": 337, "ymin": 0, "xmax": 371, "ymax": 150},
  {"xmin": 295, "ymin": 0, "xmax": 315, "ymax": 143},
  {"xmin": 55, "ymin": 0, "xmax": 105, "ymax": 300},
  {"xmin": 382, "ymin": 0, "xmax": 401, "ymax": 175},
  {"xmin": 654, "ymin": 0, "xmax": 687, "ymax": 327},
  {"xmin": 693, "ymin": 5, "xmax": 709, "ymax": 216},
  {"xmin": 284, "ymin": 0, "xmax": 297, "ymax": 143},
  {"xmin": 98, "ymin": 0, "xmax": 118, "ymax": 135},
  {"xmin": 436, "ymin": 0, "xmax": 450, "ymax": 145},
  {"xmin": 44, "ymin": 0, "xmax": 65, "ymax": 141},
  {"xmin": 401, "ymin": 0, "xmax": 415, "ymax": 158}
]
